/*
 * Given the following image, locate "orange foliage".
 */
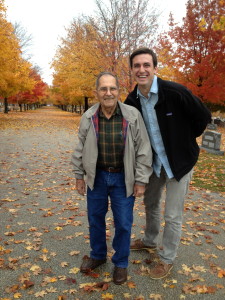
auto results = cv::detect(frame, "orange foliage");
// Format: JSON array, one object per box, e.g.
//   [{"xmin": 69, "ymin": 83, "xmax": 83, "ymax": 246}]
[
  {"xmin": 9, "ymin": 69, "xmax": 48, "ymax": 105},
  {"xmin": 156, "ymin": 0, "xmax": 225, "ymax": 106}
]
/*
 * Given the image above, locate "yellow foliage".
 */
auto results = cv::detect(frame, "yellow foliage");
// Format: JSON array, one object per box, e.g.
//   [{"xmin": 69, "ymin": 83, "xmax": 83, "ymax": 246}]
[
  {"xmin": 213, "ymin": 16, "xmax": 225, "ymax": 31},
  {"xmin": 0, "ymin": 6, "xmax": 34, "ymax": 98},
  {"xmin": 198, "ymin": 18, "xmax": 207, "ymax": 31},
  {"xmin": 52, "ymin": 20, "xmax": 104, "ymax": 102},
  {"xmin": 0, "ymin": 0, "xmax": 6, "ymax": 16},
  {"xmin": 51, "ymin": 19, "xmax": 131, "ymax": 103}
]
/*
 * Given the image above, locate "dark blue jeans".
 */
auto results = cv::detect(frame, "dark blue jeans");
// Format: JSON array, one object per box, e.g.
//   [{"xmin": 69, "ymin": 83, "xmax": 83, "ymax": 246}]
[{"xmin": 87, "ymin": 169, "xmax": 135, "ymax": 268}]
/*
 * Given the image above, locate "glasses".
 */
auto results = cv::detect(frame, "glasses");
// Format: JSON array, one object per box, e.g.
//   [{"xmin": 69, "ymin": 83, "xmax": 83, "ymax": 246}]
[{"xmin": 98, "ymin": 87, "xmax": 118, "ymax": 93}]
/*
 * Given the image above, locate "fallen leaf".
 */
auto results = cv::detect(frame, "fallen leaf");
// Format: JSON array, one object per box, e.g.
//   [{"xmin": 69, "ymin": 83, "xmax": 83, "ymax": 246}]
[
  {"xmin": 216, "ymin": 245, "xmax": 225, "ymax": 250},
  {"xmin": 127, "ymin": 281, "xmax": 136, "ymax": 288},
  {"xmin": 46, "ymin": 286, "xmax": 57, "ymax": 293},
  {"xmin": 149, "ymin": 294, "xmax": 163, "ymax": 300},
  {"xmin": 123, "ymin": 293, "xmax": 132, "ymax": 299},
  {"xmin": 13, "ymin": 293, "xmax": 22, "ymax": 299},
  {"xmin": 61, "ymin": 261, "xmax": 69, "ymax": 267},
  {"xmin": 55, "ymin": 226, "xmax": 63, "ymax": 231},
  {"xmin": 131, "ymin": 260, "xmax": 142, "ymax": 264},
  {"xmin": 34, "ymin": 290, "xmax": 47, "ymax": 298},
  {"xmin": 101, "ymin": 292, "xmax": 114, "ymax": 299},
  {"xmin": 65, "ymin": 277, "xmax": 77, "ymax": 285},
  {"xmin": 69, "ymin": 250, "xmax": 80, "ymax": 256},
  {"xmin": 95, "ymin": 282, "xmax": 109, "ymax": 291},
  {"xmin": 23, "ymin": 280, "xmax": 35, "ymax": 289},
  {"xmin": 69, "ymin": 267, "xmax": 80, "ymax": 274},
  {"xmin": 218, "ymin": 269, "xmax": 225, "ymax": 278}
]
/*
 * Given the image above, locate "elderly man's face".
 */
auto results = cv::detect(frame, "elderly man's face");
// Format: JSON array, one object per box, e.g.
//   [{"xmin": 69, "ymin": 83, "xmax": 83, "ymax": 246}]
[{"xmin": 95, "ymin": 75, "xmax": 119, "ymax": 113}]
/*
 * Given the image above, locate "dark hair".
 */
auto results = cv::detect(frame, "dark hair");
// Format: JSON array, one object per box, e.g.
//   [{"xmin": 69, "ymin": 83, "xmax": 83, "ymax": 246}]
[
  {"xmin": 96, "ymin": 72, "xmax": 119, "ymax": 89},
  {"xmin": 130, "ymin": 48, "xmax": 158, "ymax": 68}
]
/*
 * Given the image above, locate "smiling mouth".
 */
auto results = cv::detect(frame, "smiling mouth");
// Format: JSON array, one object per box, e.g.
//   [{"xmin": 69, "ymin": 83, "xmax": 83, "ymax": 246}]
[{"xmin": 138, "ymin": 75, "xmax": 147, "ymax": 78}]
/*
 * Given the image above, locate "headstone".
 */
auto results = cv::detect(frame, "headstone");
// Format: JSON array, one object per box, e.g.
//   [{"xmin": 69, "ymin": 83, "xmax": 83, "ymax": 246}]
[
  {"xmin": 213, "ymin": 118, "xmax": 225, "ymax": 127},
  {"xmin": 207, "ymin": 123, "xmax": 217, "ymax": 130},
  {"xmin": 201, "ymin": 130, "xmax": 224, "ymax": 155}
]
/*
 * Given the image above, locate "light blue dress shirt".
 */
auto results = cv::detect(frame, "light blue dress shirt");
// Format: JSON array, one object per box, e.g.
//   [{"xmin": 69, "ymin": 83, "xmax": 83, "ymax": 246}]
[{"xmin": 138, "ymin": 75, "xmax": 174, "ymax": 178}]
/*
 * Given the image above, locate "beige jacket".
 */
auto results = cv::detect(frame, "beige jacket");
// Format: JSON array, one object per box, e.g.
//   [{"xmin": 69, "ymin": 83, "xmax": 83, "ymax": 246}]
[{"xmin": 71, "ymin": 101, "xmax": 153, "ymax": 197}]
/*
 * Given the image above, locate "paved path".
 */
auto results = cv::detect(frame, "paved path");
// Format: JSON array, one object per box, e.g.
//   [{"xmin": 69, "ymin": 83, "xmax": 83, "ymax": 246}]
[{"xmin": 0, "ymin": 107, "xmax": 225, "ymax": 300}]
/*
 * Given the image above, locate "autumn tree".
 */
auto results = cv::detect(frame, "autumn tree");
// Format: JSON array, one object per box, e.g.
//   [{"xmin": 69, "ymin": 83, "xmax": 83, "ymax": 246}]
[
  {"xmin": 156, "ymin": 0, "xmax": 225, "ymax": 107},
  {"xmin": 52, "ymin": 19, "xmax": 104, "ymax": 110},
  {"xmin": 87, "ymin": 0, "xmax": 160, "ymax": 90},
  {"xmin": 9, "ymin": 68, "xmax": 48, "ymax": 111},
  {"xmin": 52, "ymin": 0, "xmax": 161, "ymax": 108},
  {"xmin": 0, "ymin": 0, "xmax": 34, "ymax": 113}
]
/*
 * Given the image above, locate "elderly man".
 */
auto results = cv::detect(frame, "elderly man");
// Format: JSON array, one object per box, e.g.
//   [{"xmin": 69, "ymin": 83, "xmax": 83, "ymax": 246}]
[{"xmin": 71, "ymin": 71, "xmax": 152, "ymax": 285}]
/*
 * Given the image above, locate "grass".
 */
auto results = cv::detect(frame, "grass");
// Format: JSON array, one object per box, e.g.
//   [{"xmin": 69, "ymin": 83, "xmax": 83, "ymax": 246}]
[{"xmin": 192, "ymin": 138, "xmax": 225, "ymax": 193}]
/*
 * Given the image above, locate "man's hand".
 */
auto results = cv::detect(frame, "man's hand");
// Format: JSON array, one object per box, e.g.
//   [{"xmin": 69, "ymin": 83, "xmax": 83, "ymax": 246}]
[
  {"xmin": 76, "ymin": 179, "xmax": 86, "ymax": 195},
  {"xmin": 133, "ymin": 184, "xmax": 145, "ymax": 198}
]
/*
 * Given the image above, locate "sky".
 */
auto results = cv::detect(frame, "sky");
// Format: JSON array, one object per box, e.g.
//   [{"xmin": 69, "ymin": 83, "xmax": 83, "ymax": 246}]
[{"xmin": 5, "ymin": 0, "xmax": 187, "ymax": 86}]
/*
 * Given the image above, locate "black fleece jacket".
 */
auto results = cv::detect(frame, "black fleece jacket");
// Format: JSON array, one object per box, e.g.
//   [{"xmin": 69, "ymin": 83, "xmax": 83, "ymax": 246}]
[{"xmin": 124, "ymin": 77, "xmax": 211, "ymax": 181}]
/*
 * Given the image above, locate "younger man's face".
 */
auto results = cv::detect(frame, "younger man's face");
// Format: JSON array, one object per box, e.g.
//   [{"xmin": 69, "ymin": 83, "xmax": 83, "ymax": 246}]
[{"xmin": 131, "ymin": 53, "xmax": 157, "ymax": 89}]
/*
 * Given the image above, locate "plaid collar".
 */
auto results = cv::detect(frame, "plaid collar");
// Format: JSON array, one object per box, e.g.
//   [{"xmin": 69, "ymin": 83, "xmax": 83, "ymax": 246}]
[
  {"xmin": 98, "ymin": 103, "xmax": 121, "ymax": 118},
  {"xmin": 92, "ymin": 103, "xmax": 127, "ymax": 143}
]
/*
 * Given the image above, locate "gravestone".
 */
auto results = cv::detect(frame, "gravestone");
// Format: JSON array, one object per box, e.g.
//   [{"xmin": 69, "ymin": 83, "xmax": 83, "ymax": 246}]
[
  {"xmin": 201, "ymin": 130, "xmax": 224, "ymax": 155},
  {"xmin": 207, "ymin": 123, "xmax": 217, "ymax": 130},
  {"xmin": 214, "ymin": 118, "xmax": 225, "ymax": 128}
]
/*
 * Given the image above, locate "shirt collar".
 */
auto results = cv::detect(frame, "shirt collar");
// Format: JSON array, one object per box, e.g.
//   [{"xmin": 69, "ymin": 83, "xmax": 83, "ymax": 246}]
[
  {"xmin": 137, "ymin": 75, "xmax": 158, "ymax": 99},
  {"xmin": 99, "ymin": 103, "xmax": 121, "ymax": 117}
]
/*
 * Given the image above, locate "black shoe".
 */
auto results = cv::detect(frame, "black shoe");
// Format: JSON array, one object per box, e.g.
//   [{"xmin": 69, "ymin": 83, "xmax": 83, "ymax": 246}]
[
  {"xmin": 80, "ymin": 256, "xmax": 106, "ymax": 273},
  {"xmin": 113, "ymin": 266, "xmax": 127, "ymax": 285}
]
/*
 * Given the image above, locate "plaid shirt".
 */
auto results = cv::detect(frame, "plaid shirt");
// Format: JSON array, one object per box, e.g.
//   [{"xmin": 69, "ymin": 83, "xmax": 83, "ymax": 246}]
[{"xmin": 97, "ymin": 104, "xmax": 124, "ymax": 169}]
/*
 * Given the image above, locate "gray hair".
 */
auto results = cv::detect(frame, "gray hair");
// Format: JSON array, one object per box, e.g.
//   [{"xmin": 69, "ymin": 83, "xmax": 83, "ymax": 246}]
[{"xmin": 96, "ymin": 72, "xmax": 119, "ymax": 89}]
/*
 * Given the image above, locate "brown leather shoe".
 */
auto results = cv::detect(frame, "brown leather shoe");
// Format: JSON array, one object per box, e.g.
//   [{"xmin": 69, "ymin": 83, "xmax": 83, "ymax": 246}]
[
  {"xmin": 130, "ymin": 239, "xmax": 156, "ymax": 250},
  {"xmin": 113, "ymin": 266, "xmax": 127, "ymax": 285},
  {"xmin": 80, "ymin": 256, "xmax": 106, "ymax": 273},
  {"xmin": 149, "ymin": 260, "xmax": 173, "ymax": 279}
]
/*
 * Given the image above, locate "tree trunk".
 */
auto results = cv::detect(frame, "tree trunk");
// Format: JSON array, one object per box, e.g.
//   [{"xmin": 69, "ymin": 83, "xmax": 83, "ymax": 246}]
[
  {"xmin": 84, "ymin": 97, "xmax": 88, "ymax": 112},
  {"xmin": 4, "ymin": 97, "xmax": 8, "ymax": 114}
]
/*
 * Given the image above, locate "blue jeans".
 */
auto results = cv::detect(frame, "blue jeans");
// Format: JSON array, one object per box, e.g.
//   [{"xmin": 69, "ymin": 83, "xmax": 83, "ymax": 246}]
[
  {"xmin": 87, "ymin": 169, "xmax": 135, "ymax": 268},
  {"xmin": 143, "ymin": 167, "xmax": 193, "ymax": 264}
]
